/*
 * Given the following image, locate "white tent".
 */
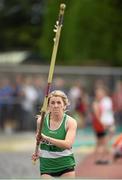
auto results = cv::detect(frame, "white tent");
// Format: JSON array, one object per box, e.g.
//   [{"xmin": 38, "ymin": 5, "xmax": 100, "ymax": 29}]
[{"xmin": 0, "ymin": 51, "xmax": 29, "ymax": 64}]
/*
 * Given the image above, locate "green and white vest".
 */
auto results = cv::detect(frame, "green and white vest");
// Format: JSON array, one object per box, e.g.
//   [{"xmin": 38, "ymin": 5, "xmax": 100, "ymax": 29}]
[{"xmin": 39, "ymin": 113, "xmax": 75, "ymax": 173}]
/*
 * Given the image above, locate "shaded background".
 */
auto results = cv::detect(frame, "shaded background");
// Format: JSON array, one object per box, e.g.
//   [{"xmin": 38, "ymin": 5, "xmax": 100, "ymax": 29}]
[
  {"xmin": 0, "ymin": 0, "xmax": 122, "ymax": 65},
  {"xmin": 0, "ymin": 0, "xmax": 122, "ymax": 179}
]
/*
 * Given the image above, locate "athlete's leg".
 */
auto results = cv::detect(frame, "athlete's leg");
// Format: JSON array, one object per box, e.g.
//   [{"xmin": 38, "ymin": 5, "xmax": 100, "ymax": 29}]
[
  {"xmin": 41, "ymin": 174, "xmax": 53, "ymax": 178},
  {"xmin": 61, "ymin": 170, "xmax": 75, "ymax": 178}
]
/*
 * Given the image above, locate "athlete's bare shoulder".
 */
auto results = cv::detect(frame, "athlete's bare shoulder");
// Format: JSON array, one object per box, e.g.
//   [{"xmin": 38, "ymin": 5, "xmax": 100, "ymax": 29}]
[
  {"xmin": 66, "ymin": 114, "xmax": 77, "ymax": 127},
  {"xmin": 36, "ymin": 115, "xmax": 41, "ymax": 125}
]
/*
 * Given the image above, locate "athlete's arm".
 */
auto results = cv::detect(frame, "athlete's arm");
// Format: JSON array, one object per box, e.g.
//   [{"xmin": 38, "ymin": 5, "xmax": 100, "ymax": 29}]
[
  {"xmin": 35, "ymin": 115, "xmax": 43, "ymax": 142},
  {"xmin": 36, "ymin": 115, "xmax": 42, "ymax": 131},
  {"xmin": 31, "ymin": 116, "xmax": 42, "ymax": 162}
]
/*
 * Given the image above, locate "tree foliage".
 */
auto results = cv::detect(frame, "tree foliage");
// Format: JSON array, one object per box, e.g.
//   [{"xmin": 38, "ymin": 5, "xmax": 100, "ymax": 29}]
[
  {"xmin": 40, "ymin": 0, "xmax": 122, "ymax": 66},
  {"xmin": 0, "ymin": 0, "xmax": 122, "ymax": 66},
  {"xmin": 0, "ymin": 0, "xmax": 45, "ymax": 51}
]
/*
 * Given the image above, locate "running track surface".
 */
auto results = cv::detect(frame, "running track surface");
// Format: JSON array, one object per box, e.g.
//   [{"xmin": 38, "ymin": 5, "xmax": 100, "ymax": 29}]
[
  {"xmin": 0, "ymin": 127, "xmax": 122, "ymax": 179},
  {"xmin": 76, "ymin": 153, "xmax": 122, "ymax": 179}
]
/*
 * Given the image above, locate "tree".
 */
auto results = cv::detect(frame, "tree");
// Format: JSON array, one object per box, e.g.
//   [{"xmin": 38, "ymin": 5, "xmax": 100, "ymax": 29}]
[
  {"xmin": 0, "ymin": 0, "xmax": 45, "ymax": 51},
  {"xmin": 40, "ymin": 0, "xmax": 122, "ymax": 66},
  {"xmin": 0, "ymin": 0, "xmax": 122, "ymax": 66}
]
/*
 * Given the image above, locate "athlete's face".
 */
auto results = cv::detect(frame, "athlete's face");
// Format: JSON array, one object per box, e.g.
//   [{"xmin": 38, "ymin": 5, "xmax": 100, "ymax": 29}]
[{"xmin": 48, "ymin": 96, "xmax": 66, "ymax": 114}]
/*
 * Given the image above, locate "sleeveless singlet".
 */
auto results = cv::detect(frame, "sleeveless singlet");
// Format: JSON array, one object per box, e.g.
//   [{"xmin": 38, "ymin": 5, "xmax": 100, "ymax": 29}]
[{"xmin": 39, "ymin": 113, "xmax": 75, "ymax": 173}]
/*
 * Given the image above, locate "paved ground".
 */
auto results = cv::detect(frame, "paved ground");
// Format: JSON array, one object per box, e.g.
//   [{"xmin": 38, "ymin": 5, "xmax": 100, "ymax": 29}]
[
  {"xmin": 76, "ymin": 153, "xmax": 122, "ymax": 179},
  {"xmin": 0, "ymin": 128, "xmax": 94, "ymax": 179},
  {"xmin": 0, "ymin": 127, "xmax": 122, "ymax": 179},
  {"xmin": 0, "ymin": 132, "xmax": 40, "ymax": 178}
]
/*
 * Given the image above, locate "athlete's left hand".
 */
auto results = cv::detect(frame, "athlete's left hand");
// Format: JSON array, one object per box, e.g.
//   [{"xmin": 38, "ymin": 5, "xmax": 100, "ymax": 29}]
[{"xmin": 41, "ymin": 133, "xmax": 50, "ymax": 142}]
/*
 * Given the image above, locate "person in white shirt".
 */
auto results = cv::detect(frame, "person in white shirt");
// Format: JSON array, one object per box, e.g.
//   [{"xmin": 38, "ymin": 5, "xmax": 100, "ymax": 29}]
[{"xmin": 92, "ymin": 86, "xmax": 115, "ymax": 164}]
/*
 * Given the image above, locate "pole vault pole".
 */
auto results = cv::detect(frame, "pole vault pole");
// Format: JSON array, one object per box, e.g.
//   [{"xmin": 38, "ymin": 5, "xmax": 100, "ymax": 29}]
[{"xmin": 32, "ymin": 3, "xmax": 66, "ymax": 164}]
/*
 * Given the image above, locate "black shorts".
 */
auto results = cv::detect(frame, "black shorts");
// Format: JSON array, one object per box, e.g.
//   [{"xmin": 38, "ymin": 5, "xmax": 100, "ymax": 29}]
[
  {"xmin": 41, "ymin": 166, "xmax": 75, "ymax": 177},
  {"xmin": 96, "ymin": 131, "xmax": 107, "ymax": 138}
]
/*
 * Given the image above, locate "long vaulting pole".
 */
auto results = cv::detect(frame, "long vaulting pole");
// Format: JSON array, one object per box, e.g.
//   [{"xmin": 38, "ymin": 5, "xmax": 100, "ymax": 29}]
[{"xmin": 32, "ymin": 3, "xmax": 66, "ymax": 164}]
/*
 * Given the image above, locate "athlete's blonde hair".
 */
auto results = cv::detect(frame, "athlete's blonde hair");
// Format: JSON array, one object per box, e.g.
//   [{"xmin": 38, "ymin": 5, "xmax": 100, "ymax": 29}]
[
  {"xmin": 48, "ymin": 90, "xmax": 70, "ymax": 107},
  {"xmin": 36, "ymin": 90, "xmax": 69, "ymax": 118}
]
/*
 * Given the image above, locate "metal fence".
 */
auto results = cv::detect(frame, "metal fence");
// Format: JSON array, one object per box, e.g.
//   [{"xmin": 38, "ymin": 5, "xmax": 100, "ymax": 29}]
[{"xmin": 0, "ymin": 65, "xmax": 122, "ymax": 88}]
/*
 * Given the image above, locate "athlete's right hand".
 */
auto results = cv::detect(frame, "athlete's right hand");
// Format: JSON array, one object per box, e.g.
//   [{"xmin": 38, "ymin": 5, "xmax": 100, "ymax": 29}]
[{"xmin": 32, "ymin": 152, "xmax": 39, "ymax": 163}]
